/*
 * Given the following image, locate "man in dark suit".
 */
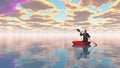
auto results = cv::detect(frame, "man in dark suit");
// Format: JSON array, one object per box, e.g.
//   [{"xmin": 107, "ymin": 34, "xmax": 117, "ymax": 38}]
[{"xmin": 80, "ymin": 30, "xmax": 90, "ymax": 42}]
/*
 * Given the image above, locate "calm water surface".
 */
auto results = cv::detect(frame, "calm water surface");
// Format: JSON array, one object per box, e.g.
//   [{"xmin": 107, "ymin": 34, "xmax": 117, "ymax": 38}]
[{"xmin": 0, "ymin": 33, "xmax": 120, "ymax": 68}]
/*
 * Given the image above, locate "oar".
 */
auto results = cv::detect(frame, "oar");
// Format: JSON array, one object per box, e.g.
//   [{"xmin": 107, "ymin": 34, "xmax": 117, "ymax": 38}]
[
  {"xmin": 88, "ymin": 39, "xmax": 97, "ymax": 47},
  {"xmin": 76, "ymin": 29, "xmax": 81, "ymax": 32}
]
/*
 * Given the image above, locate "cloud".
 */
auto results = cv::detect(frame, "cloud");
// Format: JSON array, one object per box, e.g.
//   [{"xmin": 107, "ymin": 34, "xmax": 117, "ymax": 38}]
[
  {"xmin": 0, "ymin": 0, "xmax": 119, "ymax": 32},
  {"xmin": 0, "ymin": 15, "xmax": 32, "ymax": 32},
  {"xmin": 65, "ymin": 3, "xmax": 78, "ymax": 9},
  {"xmin": 112, "ymin": 2, "xmax": 120, "ymax": 10},
  {"xmin": 21, "ymin": 0, "xmax": 55, "ymax": 11},
  {"xmin": 102, "ymin": 20, "xmax": 120, "ymax": 30},
  {"xmin": 94, "ymin": 11, "xmax": 120, "ymax": 19},
  {"xmin": 22, "ymin": 14, "xmax": 54, "ymax": 23},
  {"xmin": 0, "ymin": 16, "xmax": 21, "ymax": 23},
  {"xmin": 79, "ymin": 0, "xmax": 116, "ymax": 7},
  {"xmin": 0, "ymin": 11, "xmax": 60, "ymax": 32},
  {"xmin": 74, "ymin": 22, "xmax": 91, "ymax": 25},
  {"xmin": 0, "ymin": 0, "xmax": 28, "ymax": 15},
  {"xmin": 0, "ymin": 0, "xmax": 15, "ymax": 14},
  {"xmin": 63, "ymin": 21, "xmax": 90, "ymax": 27},
  {"xmin": 24, "ymin": 17, "xmax": 52, "ymax": 22},
  {"xmin": 66, "ymin": 10, "xmax": 93, "ymax": 22},
  {"xmin": 29, "ymin": 23, "xmax": 52, "ymax": 28},
  {"xmin": 0, "ymin": 18, "xmax": 9, "ymax": 23},
  {"xmin": 91, "ymin": 0, "xmax": 110, "ymax": 7},
  {"xmin": 64, "ymin": 0, "xmax": 78, "ymax": 10},
  {"xmin": 0, "ymin": 23, "xmax": 29, "ymax": 32},
  {"xmin": 79, "ymin": 0, "xmax": 91, "ymax": 7},
  {"xmin": 50, "ymin": 9, "xmax": 60, "ymax": 15},
  {"xmin": 5, "ymin": 12, "xmax": 24, "ymax": 17},
  {"xmin": 94, "ymin": 10, "xmax": 120, "ymax": 30},
  {"xmin": 93, "ymin": 7, "xmax": 120, "ymax": 29}
]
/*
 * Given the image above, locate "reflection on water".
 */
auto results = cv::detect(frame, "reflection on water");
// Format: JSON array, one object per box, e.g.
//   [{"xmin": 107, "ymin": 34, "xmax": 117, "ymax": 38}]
[{"xmin": 0, "ymin": 33, "xmax": 120, "ymax": 68}]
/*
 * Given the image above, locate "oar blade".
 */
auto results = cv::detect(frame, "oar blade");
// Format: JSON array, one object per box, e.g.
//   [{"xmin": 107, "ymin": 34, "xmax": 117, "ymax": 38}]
[{"xmin": 76, "ymin": 29, "xmax": 80, "ymax": 32}]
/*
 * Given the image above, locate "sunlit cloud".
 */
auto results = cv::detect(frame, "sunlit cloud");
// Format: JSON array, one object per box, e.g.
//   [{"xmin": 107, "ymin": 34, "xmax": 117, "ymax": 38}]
[
  {"xmin": 93, "ymin": 6, "xmax": 120, "ymax": 31},
  {"xmin": 0, "ymin": 0, "xmax": 119, "ymax": 32},
  {"xmin": 66, "ymin": 9, "xmax": 93, "ymax": 22},
  {"xmin": 112, "ymin": 1, "xmax": 120, "ymax": 10},
  {"xmin": 64, "ymin": 0, "xmax": 78, "ymax": 10},
  {"xmin": 21, "ymin": 0, "xmax": 55, "ymax": 11},
  {"xmin": 79, "ymin": 0, "xmax": 116, "ymax": 7},
  {"xmin": 22, "ymin": 15, "xmax": 53, "ymax": 23}
]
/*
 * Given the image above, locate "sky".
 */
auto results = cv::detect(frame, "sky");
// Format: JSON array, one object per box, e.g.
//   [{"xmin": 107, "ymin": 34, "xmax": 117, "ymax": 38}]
[{"xmin": 0, "ymin": 0, "xmax": 120, "ymax": 32}]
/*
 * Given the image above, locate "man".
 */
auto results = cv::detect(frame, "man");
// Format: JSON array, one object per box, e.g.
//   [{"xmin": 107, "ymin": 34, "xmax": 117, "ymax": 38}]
[
  {"xmin": 80, "ymin": 30, "xmax": 90, "ymax": 42},
  {"xmin": 80, "ymin": 30, "xmax": 91, "ymax": 58}
]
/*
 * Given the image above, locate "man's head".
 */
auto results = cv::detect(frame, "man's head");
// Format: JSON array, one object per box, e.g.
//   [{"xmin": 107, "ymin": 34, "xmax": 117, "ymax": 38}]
[{"xmin": 84, "ymin": 30, "xmax": 87, "ymax": 33}]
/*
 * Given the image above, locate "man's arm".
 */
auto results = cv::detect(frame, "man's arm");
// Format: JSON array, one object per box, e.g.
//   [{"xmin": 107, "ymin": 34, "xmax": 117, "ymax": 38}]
[
  {"xmin": 87, "ymin": 33, "xmax": 90, "ymax": 38},
  {"xmin": 80, "ymin": 32, "xmax": 83, "ymax": 36}
]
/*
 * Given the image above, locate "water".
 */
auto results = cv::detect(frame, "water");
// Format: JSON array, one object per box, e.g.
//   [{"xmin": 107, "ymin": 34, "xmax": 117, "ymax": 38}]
[{"xmin": 0, "ymin": 33, "xmax": 120, "ymax": 68}]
